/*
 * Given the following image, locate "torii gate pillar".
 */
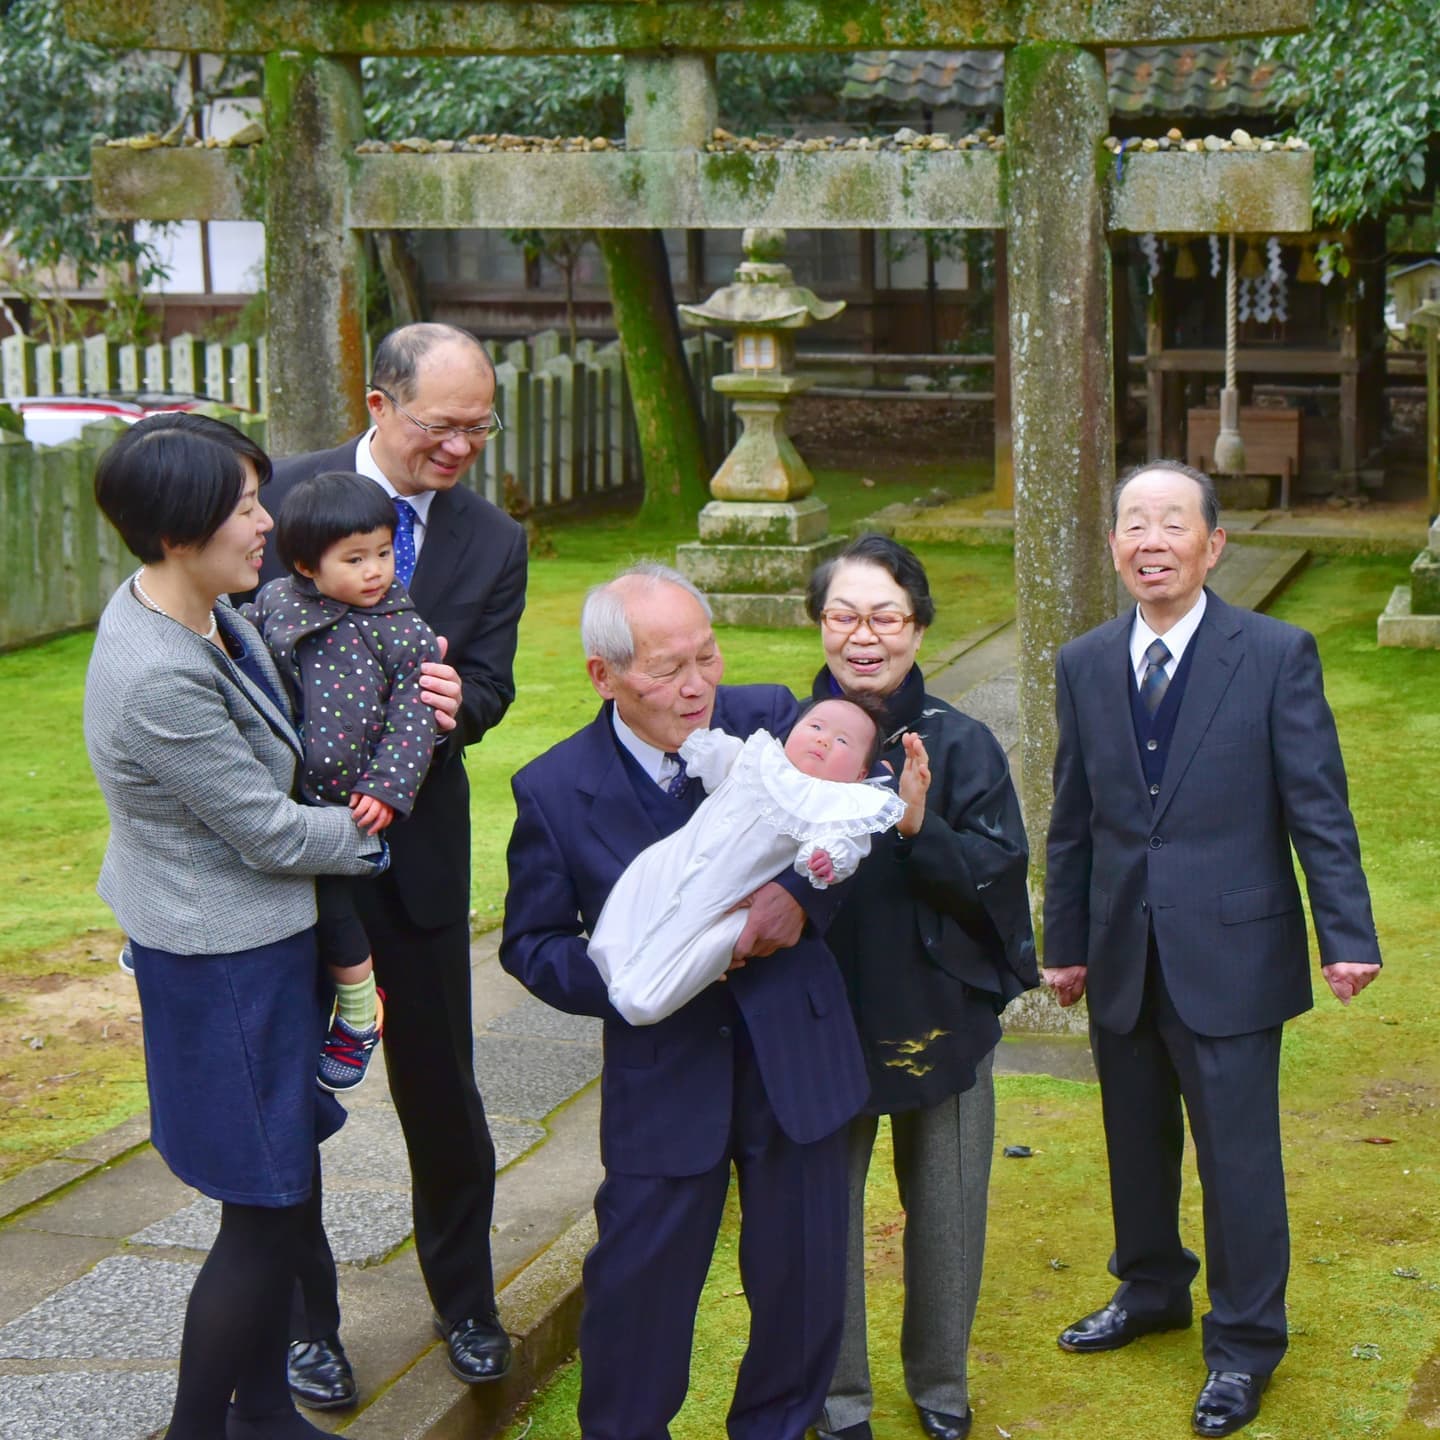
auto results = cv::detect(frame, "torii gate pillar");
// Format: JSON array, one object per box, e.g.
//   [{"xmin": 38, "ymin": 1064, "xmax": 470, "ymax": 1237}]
[
  {"xmin": 1004, "ymin": 42, "xmax": 1116, "ymax": 834},
  {"xmin": 262, "ymin": 51, "xmax": 368, "ymax": 455}
]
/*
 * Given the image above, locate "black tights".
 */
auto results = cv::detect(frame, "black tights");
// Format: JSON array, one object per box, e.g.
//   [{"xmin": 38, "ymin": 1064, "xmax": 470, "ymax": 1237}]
[{"xmin": 165, "ymin": 1191, "xmax": 329, "ymax": 1440}]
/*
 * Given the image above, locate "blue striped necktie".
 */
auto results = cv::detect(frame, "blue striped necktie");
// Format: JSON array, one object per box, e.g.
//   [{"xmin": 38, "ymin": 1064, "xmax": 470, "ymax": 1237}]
[
  {"xmin": 1140, "ymin": 638, "xmax": 1172, "ymax": 714},
  {"xmin": 392, "ymin": 498, "xmax": 419, "ymax": 586},
  {"xmin": 663, "ymin": 753, "xmax": 691, "ymax": 799}
]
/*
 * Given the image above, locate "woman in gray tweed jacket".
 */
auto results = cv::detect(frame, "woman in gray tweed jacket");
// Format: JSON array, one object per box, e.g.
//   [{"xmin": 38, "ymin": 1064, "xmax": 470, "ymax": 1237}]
[{"xmin": 84, "ymin": 413, "xmax": 385, "ymax": 1440}]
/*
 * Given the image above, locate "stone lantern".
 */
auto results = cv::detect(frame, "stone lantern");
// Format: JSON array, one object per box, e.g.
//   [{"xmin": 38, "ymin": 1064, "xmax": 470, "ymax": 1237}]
[{"xmin": 676, "ymin": 228, "xmax": 848, "ymax": 626}]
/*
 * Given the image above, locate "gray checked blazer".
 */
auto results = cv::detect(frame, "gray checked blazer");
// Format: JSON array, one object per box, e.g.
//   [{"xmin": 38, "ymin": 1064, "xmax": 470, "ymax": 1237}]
[{"xmin": 84, "ymin": 580, "xmax": 383, "ymax": 955}]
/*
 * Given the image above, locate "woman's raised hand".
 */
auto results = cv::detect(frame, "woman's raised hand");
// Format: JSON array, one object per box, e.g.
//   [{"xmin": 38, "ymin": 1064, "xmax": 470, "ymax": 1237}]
[{"xmin": 897, "ymin": 731, "xmax": 931, "ymax": 837}]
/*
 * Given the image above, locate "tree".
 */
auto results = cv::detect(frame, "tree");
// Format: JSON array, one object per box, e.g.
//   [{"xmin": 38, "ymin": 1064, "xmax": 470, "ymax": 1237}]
[
  {"xmin": 1265, "ymin": 0, "xmax": 1440, "ymax": 227},
  {"xmin": 0, "ymin": 0, "xmax": 177, "ymax": 340}
]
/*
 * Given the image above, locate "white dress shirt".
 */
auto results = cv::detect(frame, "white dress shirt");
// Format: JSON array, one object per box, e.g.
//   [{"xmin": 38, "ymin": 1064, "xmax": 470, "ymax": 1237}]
[
  {"xmin": 1129, "ymin": 591, "xmax": 1207, "ymax": 685},
  {"xmin": 611, "ymin": 707, "xmax": 683, "ymax": 791},
  {"xmin": 355, "ymin": 429, "xmax": 436, "ymax": 561}
]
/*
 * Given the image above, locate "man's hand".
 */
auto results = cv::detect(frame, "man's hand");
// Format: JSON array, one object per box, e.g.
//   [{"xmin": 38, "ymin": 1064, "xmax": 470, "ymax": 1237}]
[
  {"xmin": 1045, "ymin": 965, "xmax": 1088, "ymax": 1007},
  {"xmin": 731, "ymin": 881, "xmax": 805, "ymax": 962},
  {"xmin": 420, "ymin": 635, "xmax": 461, "ymax": 733},
  {"xmin": 350, "ymin": 793, "xmax": 395, "ymax": 836},
  {"xmin": 807, "ymin": 849, "xmax": 837, "ymax": 884},
  {"xmin": 896, "ymin": 731, "xmax": 931, "ymax": 838},
  {"xmin": 1322, "ymin": 962, "xmax": 1380, "ymax": 1005}
]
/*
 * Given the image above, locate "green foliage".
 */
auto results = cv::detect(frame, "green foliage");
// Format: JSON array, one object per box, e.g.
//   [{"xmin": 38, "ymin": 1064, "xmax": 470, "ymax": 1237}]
[
  {"xmin": 360, "ymin": 52, "xmax": 852, "ymax": 140},
  {"xmin": 1265, "ymin": 0, "xmax": 1440, "ymax": 226},
  {"xmin": 362, "ymin": 54, "xmax": 625, "ymax": 140},
  {"xmin": 714, "ymin": 52, "xmax": 853, "ymax": 134},
  {"xmin": 0, "ymin": 0, "xmax": 175, "ymax": 286}
]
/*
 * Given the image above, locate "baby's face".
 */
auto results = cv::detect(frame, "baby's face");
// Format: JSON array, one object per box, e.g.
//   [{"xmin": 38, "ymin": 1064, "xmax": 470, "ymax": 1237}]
[
  {"xmin": 301, "ymin": 526, "xmax": 396, "ymax": 608},
  {"xmin": 784, "ymin": 700, "xmax": 875, "ymax": 783}
]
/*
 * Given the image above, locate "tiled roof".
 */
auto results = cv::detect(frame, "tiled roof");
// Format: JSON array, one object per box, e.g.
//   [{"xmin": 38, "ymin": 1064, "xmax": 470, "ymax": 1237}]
[{"xmin": 842, "ymin": 42, "xmax": 1286, "ymax": 118}]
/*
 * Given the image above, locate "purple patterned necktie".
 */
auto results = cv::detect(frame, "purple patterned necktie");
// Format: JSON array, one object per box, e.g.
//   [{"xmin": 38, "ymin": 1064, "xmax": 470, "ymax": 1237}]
[
  {"xmin": 392, "ymin": 498, "xmax": 419, "ymax": 586},
  {"xmin": 663, "ymin": 753, "xmax": 690, "ymax": 799},
  {"xmin": 1140, "ymin": 638, "xmax": 1172, "ymax": 714}
]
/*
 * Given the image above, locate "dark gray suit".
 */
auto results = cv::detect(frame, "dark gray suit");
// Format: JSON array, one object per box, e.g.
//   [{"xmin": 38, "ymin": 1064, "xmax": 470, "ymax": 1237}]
[
  {"xmin": 254, "ymin": 438, "xmax": 527, "ymax": 1336},
  {"xmin": 1045, "ymin": 588, "xmax": 1379, "ymax": 1373}
]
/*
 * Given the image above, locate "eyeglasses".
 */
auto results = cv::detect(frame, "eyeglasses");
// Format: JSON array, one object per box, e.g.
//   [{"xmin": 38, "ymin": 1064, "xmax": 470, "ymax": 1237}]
[
  {"xmin": 372, "ymin": 385, "xmax": 504, "ymax": 442},
  {"xmin": 819, "ymin": 608, "xmax": 916, "ymax": 636}
]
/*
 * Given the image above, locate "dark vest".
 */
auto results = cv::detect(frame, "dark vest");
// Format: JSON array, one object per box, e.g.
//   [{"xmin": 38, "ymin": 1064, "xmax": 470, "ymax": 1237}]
[
  {"xmin": 612, "ymin": 727, "xmax": 703, "ymax": 835},
  {"xmin": 1129, "ymin": 630, "xmax": 1200, "ymax": 802}
]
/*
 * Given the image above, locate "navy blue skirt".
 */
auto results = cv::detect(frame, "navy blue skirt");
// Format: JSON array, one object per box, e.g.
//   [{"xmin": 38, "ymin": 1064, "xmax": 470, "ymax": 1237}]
[{"xmin": 131, "ymin": 928, "xmax": 346, "ymax": 1206}]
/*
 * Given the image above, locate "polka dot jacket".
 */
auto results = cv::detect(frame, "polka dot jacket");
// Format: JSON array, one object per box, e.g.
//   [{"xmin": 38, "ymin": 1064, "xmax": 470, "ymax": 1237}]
[{"xmin": 246, "ymin": 575, "xmax": 440, "ymax": 817}]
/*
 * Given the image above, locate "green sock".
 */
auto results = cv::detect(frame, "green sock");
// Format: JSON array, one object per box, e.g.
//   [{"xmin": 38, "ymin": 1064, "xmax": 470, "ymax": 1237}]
[{"xmin": 335, "ymin": 973, "xmax": 377, "ymax": 1029}]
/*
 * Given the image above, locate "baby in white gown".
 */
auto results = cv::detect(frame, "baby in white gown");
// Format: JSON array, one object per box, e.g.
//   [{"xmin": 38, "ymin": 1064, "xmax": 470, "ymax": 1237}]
[{"xmin": 590, "ymin": 698, "xmax": 908, "ymax": 1025}]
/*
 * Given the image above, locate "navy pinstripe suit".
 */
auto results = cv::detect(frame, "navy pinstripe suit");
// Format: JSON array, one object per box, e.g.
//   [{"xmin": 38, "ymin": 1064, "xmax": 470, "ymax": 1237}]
[{"xmin": 501, "ymin": 684, "xmax": 867, "ymax": 1439}]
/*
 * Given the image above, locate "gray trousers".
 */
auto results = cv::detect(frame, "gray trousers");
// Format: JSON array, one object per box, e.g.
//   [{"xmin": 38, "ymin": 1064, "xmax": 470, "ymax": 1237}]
[{"xmin": 821, "ymin": 1051, "xmax": 995, "ymax": 1431}]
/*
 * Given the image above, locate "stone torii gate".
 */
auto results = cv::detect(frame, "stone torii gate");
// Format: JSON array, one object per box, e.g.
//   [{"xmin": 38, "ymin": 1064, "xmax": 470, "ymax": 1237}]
[{"xmin": 68, "ymin": 0, "xmax": 1314, "ymax": 848}]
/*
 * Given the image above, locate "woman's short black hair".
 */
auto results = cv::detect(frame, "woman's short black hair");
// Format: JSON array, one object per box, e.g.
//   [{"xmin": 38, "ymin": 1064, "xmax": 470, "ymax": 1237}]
[
  {"xmin": 795, "ymin": 693, "xmax": 889, "ymax": 770},
  {"xmin": 805, "ymin": 532, "xmax": 937, "ymax": 629},
  {"xmin": 93, "ymin": 412, "xmax": 272, "ymax": 564},
  {"xmin": 274, "ymin": 471, "xmax": 397, "ymax": 576}
]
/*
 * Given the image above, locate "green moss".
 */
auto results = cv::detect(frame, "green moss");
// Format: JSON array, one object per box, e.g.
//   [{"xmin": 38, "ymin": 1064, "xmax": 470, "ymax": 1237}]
[{"xmin": 704, "ymin": 149, "xmax": 780, "ymax": 203}]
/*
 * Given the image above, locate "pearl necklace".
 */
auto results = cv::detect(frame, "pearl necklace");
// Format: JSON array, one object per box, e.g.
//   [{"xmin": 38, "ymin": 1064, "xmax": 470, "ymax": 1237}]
[{"xmin": 132, "ymin": 569, "xmax": 219, "ymax": 641}]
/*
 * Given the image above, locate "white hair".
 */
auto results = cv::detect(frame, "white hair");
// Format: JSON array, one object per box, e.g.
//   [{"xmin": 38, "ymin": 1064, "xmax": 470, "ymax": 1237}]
[{"xmin": 580, "ymin": 562, "xmax": 712, "ymax": 668}]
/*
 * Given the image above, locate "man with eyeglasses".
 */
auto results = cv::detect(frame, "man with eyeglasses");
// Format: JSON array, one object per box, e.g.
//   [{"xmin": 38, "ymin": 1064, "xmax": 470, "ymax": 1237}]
[{"xmin": 252, "ymin": 323, "xmax": 528, "ymax": 1408}]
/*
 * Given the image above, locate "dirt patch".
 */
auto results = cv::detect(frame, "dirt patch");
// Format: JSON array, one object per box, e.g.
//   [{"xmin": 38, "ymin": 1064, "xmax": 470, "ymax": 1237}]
[
  {"xmin": 789, "ymin": 394, "xmax": 991, "ymax": 469},
  {"xmin": 0, "ymin": 930, "xmax": 147, "ymax": 1179}
]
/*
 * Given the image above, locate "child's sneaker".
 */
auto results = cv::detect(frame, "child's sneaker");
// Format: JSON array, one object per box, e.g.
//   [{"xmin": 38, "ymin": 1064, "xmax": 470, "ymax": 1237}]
[
  {"xmin": 317, "ymin": 990, "xmax": 385, "ymax": 1094},
  {"xmin": 118, "ymin": 941, "xmax": 135, "ymax": 978}
]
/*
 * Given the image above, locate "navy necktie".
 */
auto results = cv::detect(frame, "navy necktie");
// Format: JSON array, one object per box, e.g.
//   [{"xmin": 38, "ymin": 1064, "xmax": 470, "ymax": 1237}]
[
  {"xmin": 1140, "ymin": 638, "xmax": 1172, "ymax": 715},
  {"xmin": 392, "ymin": 498, "xmax": 419, "ymax": 586},
  {"xmin": 663, "ymin": 753, "xmax": 691, "ymax": 799}
]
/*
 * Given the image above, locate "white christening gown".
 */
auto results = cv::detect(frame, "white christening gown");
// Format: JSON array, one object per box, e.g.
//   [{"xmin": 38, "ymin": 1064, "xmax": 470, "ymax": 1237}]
[{"xmin": 588, "ymin": 727, "xmax": 907, "ymax": 1026}]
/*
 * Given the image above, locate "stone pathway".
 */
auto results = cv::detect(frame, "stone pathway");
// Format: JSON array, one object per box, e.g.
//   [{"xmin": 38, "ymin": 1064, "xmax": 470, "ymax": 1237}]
[
  {"xmin": 0, "ymin": 941, "xmax": 604, "ymax": 1440},
  {"xmin": 0, "ymin": 535, "xmax": 1318, "ymax": 1439}
]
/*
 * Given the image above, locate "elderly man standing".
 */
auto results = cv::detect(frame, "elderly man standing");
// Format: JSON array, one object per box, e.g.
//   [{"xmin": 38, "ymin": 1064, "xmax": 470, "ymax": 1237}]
[
  {"xmin": 255, "ymin": 324, "xmax": 528, "ymax": 1406},
  {"xmin": 501, "ymin": 563, "xmax": 866, "ymax": 1440},
  {"xmin": 1043, "ymin": 460, "xmax": 1381, "ymax": 1438}
]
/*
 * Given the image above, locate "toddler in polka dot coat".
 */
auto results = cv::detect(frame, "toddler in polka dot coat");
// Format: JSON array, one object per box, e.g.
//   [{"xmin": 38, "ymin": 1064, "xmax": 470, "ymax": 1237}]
[{"xmin": 246, "ymin": 471, "xmax": 440, "ymax": 1092}]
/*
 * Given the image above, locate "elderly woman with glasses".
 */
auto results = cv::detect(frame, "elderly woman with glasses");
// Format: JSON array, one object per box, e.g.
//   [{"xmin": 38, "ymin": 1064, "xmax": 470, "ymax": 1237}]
[{"xmin": 807, "ymin": 533, "xmax": 1038, "ymax": 1440}]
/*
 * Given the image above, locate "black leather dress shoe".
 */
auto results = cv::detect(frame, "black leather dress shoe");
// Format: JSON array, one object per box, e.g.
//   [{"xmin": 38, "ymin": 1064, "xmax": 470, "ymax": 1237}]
[
  {"xmin": 917, "ymin": 1405, "xmax": 973, "ymax": 1439},
  {"xmin": 1057, "ymin": 1299, "xmax": 1192, "ymax": 1353},
  {"xmin": 1192, "ymin": 1370, "xmax": 1267, "ymax": 1437},
  {"xmin": 286, "ymin": 1334, "xmax": 358, "ymax": 1411},
  {"xmin": 435, "ymin": 1313, "xmax": 512, "ymax": 1383},
  {"xmin": 813, "ymin": 1423, "xmax": 873, "ymax": 1440}
]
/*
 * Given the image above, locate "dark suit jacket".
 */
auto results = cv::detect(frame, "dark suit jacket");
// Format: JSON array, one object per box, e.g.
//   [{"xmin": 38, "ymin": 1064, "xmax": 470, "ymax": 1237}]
[
  {"xmin": 1044, "ymin": 589, "xmax": 1380, "ymax": 1038},
  {"xmin": 500, "ymin": 684, "xmax": 869, "ymax": 1177},
  {"xmin": 258, "ymin": 438, "xmax": 528, "ymax": 928}
]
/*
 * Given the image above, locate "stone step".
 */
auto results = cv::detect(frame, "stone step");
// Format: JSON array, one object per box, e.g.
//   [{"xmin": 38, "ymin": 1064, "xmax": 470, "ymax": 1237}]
[{"xmin": 0, "ymin": 933, "xmax": 606, "ymax": 1440}]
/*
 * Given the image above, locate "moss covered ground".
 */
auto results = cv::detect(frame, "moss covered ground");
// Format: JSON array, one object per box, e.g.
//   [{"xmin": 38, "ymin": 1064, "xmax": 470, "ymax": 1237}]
[{"xmin": 502, "ymin": 553, "xmax": 1440, "ymax": 1440}]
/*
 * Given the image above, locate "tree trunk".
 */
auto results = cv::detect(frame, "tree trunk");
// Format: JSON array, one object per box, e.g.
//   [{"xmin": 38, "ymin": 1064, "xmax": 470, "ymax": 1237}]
[
  {"xmin": 597, "ymin": 229, "xmax": 710, "ymax": 522},
  {"xmin": 373, "ymin": 231, "xmax": 426, "ymax": 328}
]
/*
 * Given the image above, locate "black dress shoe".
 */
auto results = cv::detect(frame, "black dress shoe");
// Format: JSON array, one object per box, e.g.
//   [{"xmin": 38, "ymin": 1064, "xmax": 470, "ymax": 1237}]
[
  {"xmin": 917, "ymin": 1405, "xmax": 973, "ymax": 1439},
  {"xmin": 435, "ymin": 1313, "xmax": 512, "ymax": 1383},
  {"xmin": 1192, "ymin": 1370, "xmax": 1267, "ymax": 1437},
  {"xmin": 1057, "ymin": 1298, "xmax": 1192, "ymax": 1353},
  {"xmin": 813, "ymin": 1423, "xmax": 873, "ymax": 1440},
  {"xmin": 286, "ymin": 1334, "xmax": 358, "ymax": 1411}
]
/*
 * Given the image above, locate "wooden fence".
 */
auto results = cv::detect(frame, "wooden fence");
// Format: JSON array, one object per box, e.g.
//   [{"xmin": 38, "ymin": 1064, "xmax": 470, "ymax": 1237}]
[{"xmin": 0, "ymin": 328, "xmax": 737, "ymax": 651}]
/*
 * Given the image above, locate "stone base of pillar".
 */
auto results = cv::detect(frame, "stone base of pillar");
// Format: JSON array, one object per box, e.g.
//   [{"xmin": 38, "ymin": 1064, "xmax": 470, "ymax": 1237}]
[
  {"xmin": 706, "ymin": 592, "xmax": 817, "ymax": 627},
  {"xmin": 676, "ymin": 500, "xmax": 845, "ymax": 628},
  {"xmin": 1377, "ymin": 585, "xmax": 1440, "ymax": 649}
]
